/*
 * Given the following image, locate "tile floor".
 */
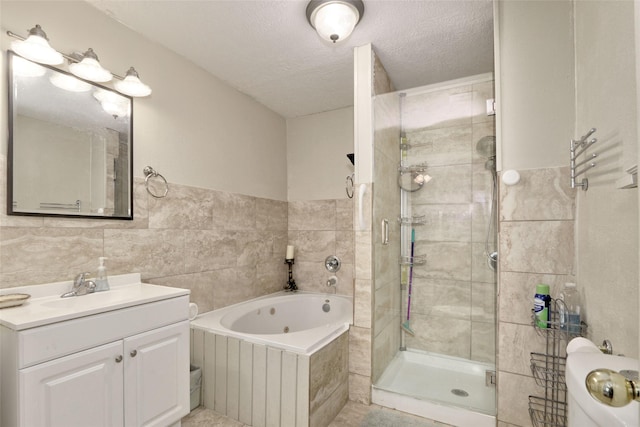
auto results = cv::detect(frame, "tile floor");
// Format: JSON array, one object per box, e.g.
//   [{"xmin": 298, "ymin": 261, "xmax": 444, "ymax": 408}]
[{"xmin": 182, "ymin": 401, "xmax": 453, "ymax": 427}]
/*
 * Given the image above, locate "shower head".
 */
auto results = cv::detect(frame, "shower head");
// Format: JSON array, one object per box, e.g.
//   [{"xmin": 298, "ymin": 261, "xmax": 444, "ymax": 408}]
[{"xmin": 476, "ymin": 136, "xmax": 496, "ymax": 159}]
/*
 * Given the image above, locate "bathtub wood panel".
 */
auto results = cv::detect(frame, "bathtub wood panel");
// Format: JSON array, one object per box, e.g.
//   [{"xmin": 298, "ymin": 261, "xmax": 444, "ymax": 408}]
[
  {"xmin": 239, "ymin": 341, "xmax": 254, "ymax": 425},
  {"xmin": 214, "ymin": 335, "xmax": 227, "ymax": 413},
  {"xmin": 227, "ymin": 337, "xmax": 241, "ymax": 419},
  {"xmin": 194, "ymin": 329, "xmax": 346, "ymax": 427},
  {"xmin": 252, "ymin": 344, "xmax": 267, "ymax": 427},
  {"xmin": 281, "ymin": 351, "xmax": 298, "ymax": 426},
  {"xmin": 203, "ymin": 331, "xmax": 216, "ymax": 409},
  {"xmin": 267, "ymin": 348, "xmax": 283, "ymax": 426}
]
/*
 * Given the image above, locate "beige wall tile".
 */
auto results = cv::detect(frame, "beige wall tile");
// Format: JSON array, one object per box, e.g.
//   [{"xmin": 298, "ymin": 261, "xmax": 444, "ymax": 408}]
[
  {"xmin": 148, "ymin": 184, "xmax": 213, "ymax": 229},
  {"xmin": 336, "ymin": 199, "xmax": 354, "ymax": 231},
  {"xmin": 210, "ymin": 191, "xmax": 256, "ymax": 230},
  {"xmin": 104, "ymin": 228, "xmax": 186, "ymax": 280},
  {"xmin": 471, "ymin": 281, "xmax": 496, "ymax": 323},
  {"xmin": 412, "ymin": 164, "xmax": 472, "ymax": 205},
  {"xmin": 409, "ymin": 278, "xmax": 471, "ymax": 320},
  {"xmin": 349, "ymin": 326, "xmax": 372, "ymax": 377},
  {"xmin": 0, "ymin": 227, "xmax": 103, "ymax": 287},
  {"xmin": 309, "ymin": 332, "xmax": 349, "ymax": 416},
  {"xmin": 348, "ymin": 373, "xmax": 371, "ymax": 404},
  {"xmin": 412, "ymin": 204, "xmax": 472, "ymax": 242},
  {"xmin": 407, "ymin": 125, "xmax": 473, "ymax": 167},
  {"xmin": 289, "ymin": 200, "xmax": 336, "ymax": 231},
  {"xmin": 256, "ymin": 198, "xmax": 287, "ymax": 231},
  {"xmin": 497, "ymin": 372, "xmax": 539, "ymax": 427},
  {"xmin": 500, "ymin": 221, "xmax": 574, "ymax": 274},
  {"xmin": 405, "ymin": 314, "xmax": 471, "ymax": 359},
  {"xmin": 414, "ymin": 241, "xmax": 472, "ymax": 281},
  {"xmin": 288, "ymin": 230, "xmax": 335, "ymax": 262},
  {"xmin": 500, "ymin": 167, "xmax": 574, "ymax": 222},
  {"xmin": 354, "ymin": 279, "xmax": 372, "ymax": 328},
  {"xmin": 471, "ymin": 321, "xmax": 495, "ymax": 364},
  {"xmin": 498, "ymin": 322, "xmax": 547, "ymax": 376}
]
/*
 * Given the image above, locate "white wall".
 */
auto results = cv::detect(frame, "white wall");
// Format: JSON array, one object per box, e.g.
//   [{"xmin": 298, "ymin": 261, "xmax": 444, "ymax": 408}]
[
  {"xmin": 574, "ymin": 0, "xmax": 638, "ymax": 358},
  {"xmin": 286, "ymin": 107, "xmax": 354, "ymax": 201},
  {"xmin": 1, "ymin": 1, "xmax": 287, "ymax": 200},
  {"xmin": 496, "ymin": 0, "xmax": 575, "ymax": 171}
]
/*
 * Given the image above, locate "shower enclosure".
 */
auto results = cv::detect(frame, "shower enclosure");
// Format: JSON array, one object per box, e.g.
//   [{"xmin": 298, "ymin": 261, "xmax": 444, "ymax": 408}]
[{"xmin": 370, "ymin": 74, "xmax": 497, "ymax": 426}]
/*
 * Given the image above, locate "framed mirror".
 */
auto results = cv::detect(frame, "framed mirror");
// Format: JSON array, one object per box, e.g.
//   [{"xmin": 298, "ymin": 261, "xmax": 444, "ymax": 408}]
[{"xmin": 7, "ymin": 51, "xmax": 133, "ymax": 219}]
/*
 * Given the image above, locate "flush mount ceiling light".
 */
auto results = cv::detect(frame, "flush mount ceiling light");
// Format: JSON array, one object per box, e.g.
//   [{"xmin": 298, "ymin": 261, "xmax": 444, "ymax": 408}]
[
  {"xmin": 69, "ymin": 48, "xmax": 112, "ymax": 83},
  {"xmin": 114, "ymin": 67, "xmax": 152, "ymax": 97},
  {"xmin": 306, "ymin": 0, "xmax": 365, "ymax": 44},
  {"xmin": 10, "ymin": 25, "xmax": 63, "ymax": 65}
]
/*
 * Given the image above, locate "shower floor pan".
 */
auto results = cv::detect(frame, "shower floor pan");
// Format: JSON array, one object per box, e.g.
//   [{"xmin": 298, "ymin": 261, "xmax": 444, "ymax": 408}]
[{"xmin": 372, "ymin": 349, "xmax": 496, "ymax": 427}]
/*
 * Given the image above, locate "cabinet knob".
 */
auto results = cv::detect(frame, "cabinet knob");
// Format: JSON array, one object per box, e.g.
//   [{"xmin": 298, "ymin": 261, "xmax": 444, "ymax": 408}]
[
  {"xmin": 115, "ymin": 355, "xmax": 123, "ymax": 363},
  {"xmin": 130, "ymin": 350, "xmax": 137, "ymax": 358}
]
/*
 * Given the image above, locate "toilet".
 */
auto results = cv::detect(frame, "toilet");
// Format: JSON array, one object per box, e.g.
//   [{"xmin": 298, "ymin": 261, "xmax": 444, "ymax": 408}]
[{"xmin": 566, "ymin": 338, "xmax": 639, "ymax": 426}]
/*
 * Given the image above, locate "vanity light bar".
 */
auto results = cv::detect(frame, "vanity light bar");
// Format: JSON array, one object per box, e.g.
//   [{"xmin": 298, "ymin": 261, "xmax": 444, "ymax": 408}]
[{"xmin": 7, "ymin": 27, "xmax": 152, "ymax": 97}]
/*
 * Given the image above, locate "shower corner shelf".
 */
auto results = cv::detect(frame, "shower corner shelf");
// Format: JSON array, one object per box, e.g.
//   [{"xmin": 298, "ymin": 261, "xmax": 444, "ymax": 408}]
[
  {"xmin": 399, "ymin": 255, "xmax": 426, "ymax": 266},
  {"xmin": 398, "ymin": 215, "xmax": 427, "ymax": 225},
  {"xmin": 528, "ymin": 299, "xmax": 587, "ymax": 427}
]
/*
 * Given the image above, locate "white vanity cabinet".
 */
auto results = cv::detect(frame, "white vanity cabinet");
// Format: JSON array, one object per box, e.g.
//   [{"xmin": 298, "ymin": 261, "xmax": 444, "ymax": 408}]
[{"xmin": 0, "ymin": 275, "xmax": 191, "ymax": 427}]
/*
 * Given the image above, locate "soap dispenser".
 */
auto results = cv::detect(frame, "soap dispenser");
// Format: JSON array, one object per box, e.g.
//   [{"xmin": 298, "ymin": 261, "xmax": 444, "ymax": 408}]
[{"xmin": 95, "ymin": 257, "xmax": 110, "ymax": 291}]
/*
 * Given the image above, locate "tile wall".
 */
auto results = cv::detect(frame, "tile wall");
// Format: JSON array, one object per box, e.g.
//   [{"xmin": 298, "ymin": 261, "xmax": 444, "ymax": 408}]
[
  {"xmin": 287, "ymin": 200, "xmax": 354, "ymax": 297},
  {"xmin": 496, "ymin": 166, "xmax": 575, "ymax": 426}
]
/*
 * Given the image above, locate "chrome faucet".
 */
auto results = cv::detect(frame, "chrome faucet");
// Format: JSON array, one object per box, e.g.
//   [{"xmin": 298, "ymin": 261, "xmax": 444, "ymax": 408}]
[{"xmin": 61, "ymin": 272, "xmax": 96, "ymax": 298}]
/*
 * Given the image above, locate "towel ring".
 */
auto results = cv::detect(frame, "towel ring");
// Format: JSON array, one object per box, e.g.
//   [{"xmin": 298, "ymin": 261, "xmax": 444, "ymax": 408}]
[
  {"xmin": 143, "ymin": 166, "xmax": 169, "ymax": 198},
  {"xmin": 346, "ymin": 174, "xmax": 354, "ymax": 198}
]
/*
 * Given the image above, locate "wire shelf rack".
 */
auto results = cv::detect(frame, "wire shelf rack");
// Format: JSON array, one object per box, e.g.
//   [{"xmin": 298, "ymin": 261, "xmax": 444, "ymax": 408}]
[{"xmin": 529, "ymin": 396, "xmax": 567, "ymax": 427}]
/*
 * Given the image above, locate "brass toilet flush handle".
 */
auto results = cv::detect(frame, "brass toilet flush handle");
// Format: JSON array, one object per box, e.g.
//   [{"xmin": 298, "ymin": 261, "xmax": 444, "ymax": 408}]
[{"xmin": 586, "ymin": 368, "xmax": 640, "ymax": 407}]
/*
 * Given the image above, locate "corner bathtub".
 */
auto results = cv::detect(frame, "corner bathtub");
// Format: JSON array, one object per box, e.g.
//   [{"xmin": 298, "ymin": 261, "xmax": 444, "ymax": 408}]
[
  {"xmin": 190, "ymin": 291, "xmax": 352, "ymax": 355},
  {"xmin": 190, "ymin": 292, "xmax": 352, "ymax": 427}
]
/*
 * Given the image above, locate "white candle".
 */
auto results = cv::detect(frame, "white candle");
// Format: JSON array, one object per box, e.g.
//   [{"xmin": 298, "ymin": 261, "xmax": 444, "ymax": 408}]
[{"xmin": 286, "ymin": 245, "xmax": 295, "ymax": 259}]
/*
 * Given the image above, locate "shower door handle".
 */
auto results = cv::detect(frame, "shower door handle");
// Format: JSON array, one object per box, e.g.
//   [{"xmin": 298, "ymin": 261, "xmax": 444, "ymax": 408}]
[{"xmin": 382, "ymin": 219, "xmax": 389, "ymax": 245}]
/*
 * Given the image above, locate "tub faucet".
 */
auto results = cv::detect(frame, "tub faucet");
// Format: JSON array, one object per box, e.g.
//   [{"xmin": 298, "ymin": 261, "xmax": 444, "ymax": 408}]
[{"xmin": 61, "ymin": 272, "xmax": 96, "ymax": 298}]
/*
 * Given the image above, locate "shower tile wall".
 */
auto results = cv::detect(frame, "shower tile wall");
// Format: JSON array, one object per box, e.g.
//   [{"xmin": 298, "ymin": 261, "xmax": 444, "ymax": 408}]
[
  {"xmin": 402, "ymin": 80, "xmax": 496, "ymax": 363},
  {"xmin": 497, "ymin": 166, "xmax": 575, "ymax": 426},
  {"xmin": 287, "ymin": 199, "xmax": 354, "ymax": 297}
]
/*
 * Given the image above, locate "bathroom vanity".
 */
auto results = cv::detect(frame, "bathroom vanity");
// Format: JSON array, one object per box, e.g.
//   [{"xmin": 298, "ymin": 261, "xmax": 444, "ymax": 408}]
[{"xmin": 0, "ymin": 273, "xmax": 190, "ymax": 427}]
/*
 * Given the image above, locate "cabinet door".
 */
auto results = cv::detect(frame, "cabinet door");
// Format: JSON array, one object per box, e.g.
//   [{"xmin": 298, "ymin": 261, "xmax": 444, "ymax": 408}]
[
  {"xmin": 124, "ymin": 320, "xmax": 189, "ymax": 427},
  {"xmin": 20, "ymin": 341, "xmax": 124, "ymax": 427}
]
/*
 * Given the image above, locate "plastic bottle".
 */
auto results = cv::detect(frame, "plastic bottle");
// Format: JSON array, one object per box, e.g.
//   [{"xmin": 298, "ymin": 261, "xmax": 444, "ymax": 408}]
[
  {"xmin": 534, "ymin": 284, "xmax": 551, "ymax": 328},
  {"xmin": 558, "ymin": 282, "xmax": 581, "ymax": 335},
  {"xmin": 95, "ymin": 257, "xmax": 110, "ymax": 292}
]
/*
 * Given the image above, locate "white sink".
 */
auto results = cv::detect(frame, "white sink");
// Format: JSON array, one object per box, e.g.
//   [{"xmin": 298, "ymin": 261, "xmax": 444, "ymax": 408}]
[
  {"xmin": 0, "ymin": 273, "xmax": 190, "ymax": 330},
  {"xmin": 566, "ymin": 338, "xmax": 639, "ymax": 427}
]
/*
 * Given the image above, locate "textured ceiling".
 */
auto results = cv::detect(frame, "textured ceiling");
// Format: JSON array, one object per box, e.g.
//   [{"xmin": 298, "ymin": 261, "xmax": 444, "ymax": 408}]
[{"xmin": 88, "ymin": 0, "xmax": 494, "ymax": 118}]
